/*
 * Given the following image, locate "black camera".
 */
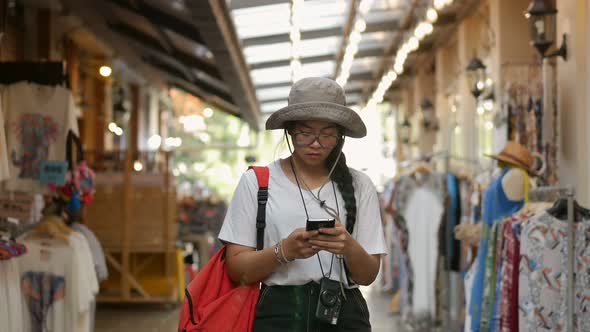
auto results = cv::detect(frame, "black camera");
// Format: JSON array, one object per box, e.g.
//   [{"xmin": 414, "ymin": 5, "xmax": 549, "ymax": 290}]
[{"xmin": 315, "ymin": 277, "xmax": 343, "ymax": 325}]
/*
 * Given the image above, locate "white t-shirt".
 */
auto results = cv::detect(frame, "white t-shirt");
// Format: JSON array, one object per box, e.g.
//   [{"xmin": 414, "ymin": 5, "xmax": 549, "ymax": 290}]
[
  {"xmin": 17, "ymin": 232, "xmax": 98, "ymax": 332},
  {"xmin": 218, "ymin": 160, "xmax": 387, "ymax": 288},
  {"xmin": 0, "ymin": 259, "xmax": 23, "ymax": 332},
  {"xmin": 2, "ymin": 82, "xmax": 79, "ymax": 192},
  {"xmin": 403, "ymin": 187, "xmax": 444, "ymax": 319}
]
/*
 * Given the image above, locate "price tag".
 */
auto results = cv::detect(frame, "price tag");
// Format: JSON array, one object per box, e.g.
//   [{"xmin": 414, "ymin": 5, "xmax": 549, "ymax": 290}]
[
  {"xmin": 0, "ymin": 192, "xmax": 33, "ymax": 220},
  {"xmin": 39, "ymin": 161, "xmax": 68, "ymax": 186}
]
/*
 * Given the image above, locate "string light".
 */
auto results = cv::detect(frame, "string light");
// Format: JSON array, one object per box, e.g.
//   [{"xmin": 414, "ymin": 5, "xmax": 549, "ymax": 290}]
[
  {"xmin": 203, "ymin": 107, "xmax": 214, "ymax": 118},
  {"xmin": 290, "ymin": 0, "xmax": 304, "ymax": 82},
  {"xmin": 364, "ymin": 0, "xmax": 455, "ymax": 110},
  {"xmin": 336, "ymin": 0, "xmax": 374, "ymax": 86},
  {"xmin": 99, "ymin": 66, "xmax": 112, "ymax": 77},
  {"xmin": 133, "ymin": 161, "xmax": 143, "ymax": 172}
]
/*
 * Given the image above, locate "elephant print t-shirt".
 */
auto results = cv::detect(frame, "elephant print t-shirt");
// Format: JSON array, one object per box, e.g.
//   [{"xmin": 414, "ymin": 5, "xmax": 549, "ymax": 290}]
[
  {"xmin": 2, "ymin": 82, "xmax": 78, "ymax": 192},
  {"xmin": 17, "ymin": 233, "xmax": 99, "ymax": 332}
]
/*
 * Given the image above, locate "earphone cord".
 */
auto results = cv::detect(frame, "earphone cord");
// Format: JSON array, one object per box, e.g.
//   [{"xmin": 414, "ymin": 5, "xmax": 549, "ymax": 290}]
[{"xmin": 286, "ymin": 132, "xmax": 338, "ymax": 278}]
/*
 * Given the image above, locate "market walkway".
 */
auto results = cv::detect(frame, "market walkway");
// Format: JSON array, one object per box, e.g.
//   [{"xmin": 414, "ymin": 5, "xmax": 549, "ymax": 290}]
[{"xmin": 95, "ymin": 286, "xmax": 401, "ymax": 331}]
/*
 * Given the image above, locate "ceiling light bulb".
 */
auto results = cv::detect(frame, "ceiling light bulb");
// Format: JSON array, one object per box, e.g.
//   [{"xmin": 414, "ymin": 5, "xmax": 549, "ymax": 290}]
[
  {"xmin": 387, "ymin": 70, "xmax": 397, "ymax": 81},
  {"xmin": 485, "ymin": 78, "xmax": 493, "ymax": 87},
  {"xmin": 99, "ymin": 66, "xmax": 112, "ymax": 77},
  {"xmin": 477, "ymin": 106, "xmax": 485, "ymax": 115},
  {"xmin": 477, "ymin": 80, "xmax": 485, "ymax": 91},
  {"xmin": 427, "ymin": 8, "xmax": 438, "ymax": 23},
  {"xmin": 424, "ymin": 22, "xmax": 434, "ymax": 35},
  {"xmin": 355, "ymin": 19, "xmax": 367, "ymax": 33},
  {"xmin": 133, "ymin": 161, "xmax": 143, "ymax": 172},
  {"xmin": 114, "ymin": 127, "xmax": 123, "ymax": 136},
  {"xmin": 394, "ymin": 63, "xmax": 404, "ymax": 74},
  {"xmin": 178, "ymin": 163, "xmax": 188, "ymax": 174},
  {"xmin": 434, "ymin": 0, "xmax": 445, "ymax": 10},
  {"xmin": 147, "ymin": 135, "xmax": 162, "ymax": 150},
  {"xmin": 358, "ymin": 0, "xmax": 374, "ymax": 15},
  {"xmin": 409, "ymin": 37, "xmax": 420, "ymax": 51},
  {"xmin": 203, "ymin": 108, "xmax": 214, "ymax": 118},
  {"xmin": 485, "ymin": 121, "xmax": 494, "ymax": 130},
  {"xmin": 291, "ymin": 59, "xmax": 302, "ymax": 71},
  {"xmin": 290, "ymin": 29, "xmax": 301, "ymax": 42},
  {"xmin": 414, "ymin": 26, "xmax": 425, "ymax": 39},
  {"xmin": 454, "ymin": 125, "xmax": 461, "ymax": 134},
  {"xmin": 108, "ymin": 122, "xmax": 118, "ymax": 132}
]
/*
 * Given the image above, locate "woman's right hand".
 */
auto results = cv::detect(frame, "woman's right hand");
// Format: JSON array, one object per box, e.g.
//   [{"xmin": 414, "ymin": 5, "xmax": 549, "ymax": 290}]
[{"xmin": 282, "ymin": 228, "xmax": 320, "ymax": 261}]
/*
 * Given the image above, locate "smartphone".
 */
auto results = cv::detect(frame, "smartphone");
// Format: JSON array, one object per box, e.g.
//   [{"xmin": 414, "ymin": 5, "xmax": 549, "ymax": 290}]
[{"xmin": 306, "ymin": 218, "xmax": 336, "ymax": 231}]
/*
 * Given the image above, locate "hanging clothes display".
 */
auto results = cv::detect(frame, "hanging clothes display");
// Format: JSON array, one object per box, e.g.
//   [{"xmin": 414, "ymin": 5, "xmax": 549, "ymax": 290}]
[
  {"xmin": 460, "ymin": 182, "xmax": 590, "ymax": 332},
  {"xmin": 1, "ymin": 81, "xmax": 79, "ymax": 192},
  {"xmin": 468, "ymin": 168, "xmax": 525, "ymax": 332},
  {"xmin": 16, "ymin": 229, "xmax": 99, "ymax": 332},
  {"xmin": 395, "ymin": 172, "xmax": 445, "ymax": 322},
  {"xmin": 518, "ymin": 212, "xmax": 590, "ymax": 332},
  {"xmin": 0, "ymin": 252, "xmax": 24, "ymax": 332}
]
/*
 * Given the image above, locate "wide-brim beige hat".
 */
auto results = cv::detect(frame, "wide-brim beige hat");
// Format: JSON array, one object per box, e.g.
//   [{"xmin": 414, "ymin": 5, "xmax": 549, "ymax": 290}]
[
  {"xmin": 265, "ymin": 77, "xmax": 367, "ymax": 138},
  {"xmin": 484, "ymin": 141, "xmax": 536, "ymax": 175}
]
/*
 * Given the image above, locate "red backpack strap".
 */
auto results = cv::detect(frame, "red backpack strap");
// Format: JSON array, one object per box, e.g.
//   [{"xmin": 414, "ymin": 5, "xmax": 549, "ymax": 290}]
[{"xmin": 248, "ymin": 166, "xmax": 269, "ymax": 251}]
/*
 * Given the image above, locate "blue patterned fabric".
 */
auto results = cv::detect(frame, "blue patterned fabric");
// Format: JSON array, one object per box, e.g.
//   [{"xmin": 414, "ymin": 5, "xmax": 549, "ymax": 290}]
[{"xmin": 469, "ymin": 169, "xmax": 524, "ymax": 332}]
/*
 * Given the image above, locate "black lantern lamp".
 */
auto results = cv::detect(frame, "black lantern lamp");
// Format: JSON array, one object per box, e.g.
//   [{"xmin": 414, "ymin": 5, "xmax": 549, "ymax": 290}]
[
  {"xmin": 420, "ymin": 98, "xmax": 439, "ymax": 131},
  {"xmin": 525, "ymin": 0, "xmax": 567, "ymax": 60},
  {"xmin": 466, "ymin": 56, "xmax": 486, "ymax": 98},
  {"xmin": 400, "ymin": 118, "xmax": 412, "ymax": 144}
]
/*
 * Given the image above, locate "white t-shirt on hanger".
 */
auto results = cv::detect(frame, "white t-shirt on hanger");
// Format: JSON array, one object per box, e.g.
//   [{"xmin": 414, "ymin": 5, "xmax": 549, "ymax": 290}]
[
  {"xmin": 17, "ymin": 232, "xmax": 98, "ymax": 332},
  {"xmin": 403, "ymin": 186, "xmax": 444, "ymax": 319},
  {"xmin": 2, "ymin": 82, "xmax": 79, "ymax": 192},
  {"xmin": 219, "ymin": 160, "xmax": 387, "ymax": 288},
  {"xmin": 0, "ymin": 259, "xmax": 23, "ymax": 332}
]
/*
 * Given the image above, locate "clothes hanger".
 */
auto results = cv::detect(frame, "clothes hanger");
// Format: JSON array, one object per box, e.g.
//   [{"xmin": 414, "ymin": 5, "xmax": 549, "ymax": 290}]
[
  {"xmin": 27, "ymin": 216, "xmax": 71, "ymax": 243},
  {"xmin": 410, "ymin": 161, "xmax": 433, "ymax": 176},
  {"xmin": 546, "ymin": 199, "xmax": 590, "ymax": 221}
]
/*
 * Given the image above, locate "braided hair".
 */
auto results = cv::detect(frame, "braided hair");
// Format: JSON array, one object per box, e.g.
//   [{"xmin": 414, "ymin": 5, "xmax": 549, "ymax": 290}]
[{"xmin": 326, "ymin": 137, "xmax": 357, "ymax": 235}]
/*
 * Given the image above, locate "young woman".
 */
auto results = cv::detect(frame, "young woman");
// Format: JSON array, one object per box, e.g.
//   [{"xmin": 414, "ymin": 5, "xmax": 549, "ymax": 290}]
[{"xmin": 218, "ymin": 77, "xmax": 386, "ymax": 331}]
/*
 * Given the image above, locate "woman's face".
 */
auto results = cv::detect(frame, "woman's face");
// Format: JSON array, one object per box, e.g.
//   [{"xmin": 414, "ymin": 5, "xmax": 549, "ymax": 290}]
[{"xmin": 289, "ymin": 120, "xmax": 341, "ymax": 167}]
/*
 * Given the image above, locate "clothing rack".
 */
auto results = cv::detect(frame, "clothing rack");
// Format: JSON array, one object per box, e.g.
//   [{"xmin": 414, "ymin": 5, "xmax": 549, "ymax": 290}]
[
  {"xmin": 528, "ymin": 185, "xmax": 575, "ymax": 332},
  {"xmin": 0, "ymin": 61, "xmax": 69, "ymax": 86}
]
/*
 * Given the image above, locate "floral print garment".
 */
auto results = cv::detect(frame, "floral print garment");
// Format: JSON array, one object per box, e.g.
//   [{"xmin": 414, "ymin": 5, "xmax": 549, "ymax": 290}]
[{"xmin": 518, "ymin": 212, "xmax": 590, "ymax": 332}]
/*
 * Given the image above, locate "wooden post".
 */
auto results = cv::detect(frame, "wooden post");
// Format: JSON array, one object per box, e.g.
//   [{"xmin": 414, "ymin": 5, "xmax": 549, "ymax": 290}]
[
  {"xmin": 164, "ymin": 151, "xmax": 172, "ymax": 277},
  {"xmin": 121, "ymin": 150, "xmax": 132, "ymax": 300},
  {"xmin": 129, "ymin": 84, "xmax": 140, "ymax": 157},
  {"xmin": 120, "ymin": 84, "xmax": 141, "ymax": 300}
]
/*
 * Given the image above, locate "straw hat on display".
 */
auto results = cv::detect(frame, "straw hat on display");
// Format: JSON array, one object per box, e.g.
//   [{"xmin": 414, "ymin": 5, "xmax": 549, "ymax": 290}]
[
  {"xmin": 484, "ymin": 141, "xmax": 536, "ymax": 175},
  {"xmin": 265, "ymin": 77, "xmax": 367, "ymax": 138}
]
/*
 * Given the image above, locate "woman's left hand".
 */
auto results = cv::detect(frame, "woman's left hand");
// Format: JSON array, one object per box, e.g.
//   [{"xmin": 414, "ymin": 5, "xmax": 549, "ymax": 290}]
[{"xmin": 309, "ymin": 224, "xmax": 353, "ymax": 256}]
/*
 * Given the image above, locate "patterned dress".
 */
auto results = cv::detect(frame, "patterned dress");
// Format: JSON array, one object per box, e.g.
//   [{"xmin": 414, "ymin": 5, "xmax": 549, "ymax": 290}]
[{"xmin": 519, "ymin": 212, "xmax": 590, "ymax": 331}]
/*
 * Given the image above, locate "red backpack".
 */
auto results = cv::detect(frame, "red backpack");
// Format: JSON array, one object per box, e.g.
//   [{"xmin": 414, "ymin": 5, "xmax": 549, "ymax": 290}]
[{"xmin": 178, "ymin": 167, "xmax": 269, "ymax": 332}]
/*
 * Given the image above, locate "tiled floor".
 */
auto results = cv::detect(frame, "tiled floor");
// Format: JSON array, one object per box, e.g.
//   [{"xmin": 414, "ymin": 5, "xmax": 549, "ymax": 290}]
[{"xmin": 95, "ymin": 287, "xmax": 400, "ymax": 332}]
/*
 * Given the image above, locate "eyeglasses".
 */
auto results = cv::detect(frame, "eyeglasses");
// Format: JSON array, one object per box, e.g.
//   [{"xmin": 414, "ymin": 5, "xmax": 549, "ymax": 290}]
[{"xmin": 292, "ymin": 131, "xmax": 340, "ymax": 148}]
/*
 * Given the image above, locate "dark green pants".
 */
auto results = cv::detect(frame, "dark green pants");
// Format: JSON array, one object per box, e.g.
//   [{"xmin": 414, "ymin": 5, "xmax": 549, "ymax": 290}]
[{"xmin": 253, "ymin": 282, "xmax": 371, "ymax": 332}]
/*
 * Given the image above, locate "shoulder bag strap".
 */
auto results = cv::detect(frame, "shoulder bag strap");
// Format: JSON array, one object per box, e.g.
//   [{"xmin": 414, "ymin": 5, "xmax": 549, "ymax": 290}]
[{"xmin": 248, "ymin": 166, "xmax": 269, "ymax": 251}]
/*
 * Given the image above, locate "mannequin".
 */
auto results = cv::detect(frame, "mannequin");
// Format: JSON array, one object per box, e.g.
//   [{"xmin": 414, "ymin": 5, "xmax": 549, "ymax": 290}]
[
  {"xmin": 466, "ymin": 141, "xmax": 534, "ymax": 332},
  {"xmin": 500, "ymin": 164, "xmax": 527, "ymax": 201}
]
